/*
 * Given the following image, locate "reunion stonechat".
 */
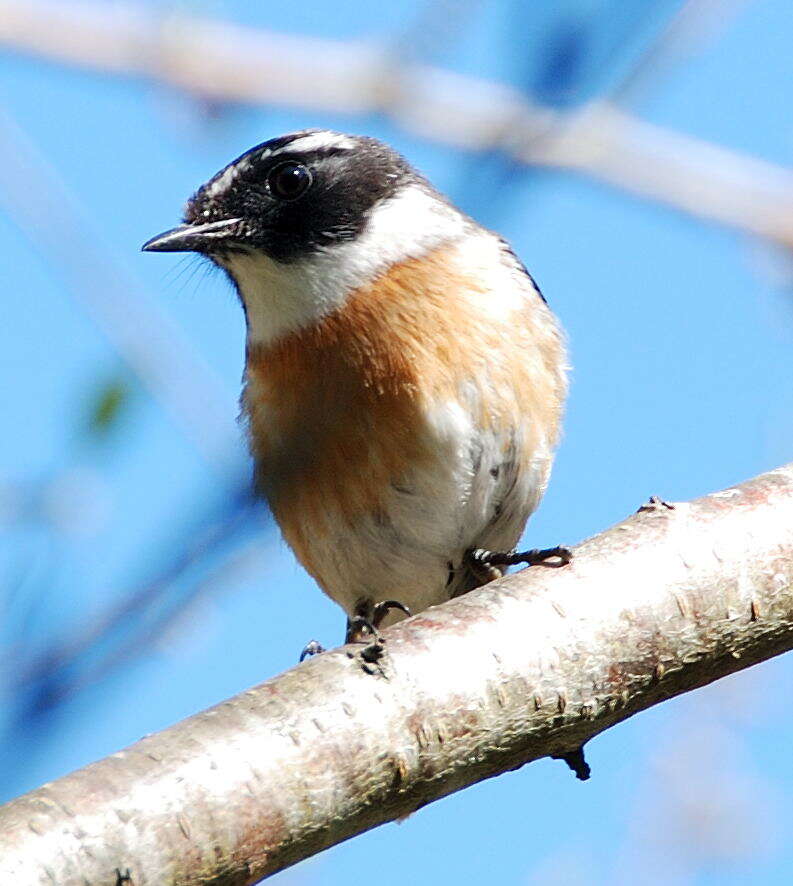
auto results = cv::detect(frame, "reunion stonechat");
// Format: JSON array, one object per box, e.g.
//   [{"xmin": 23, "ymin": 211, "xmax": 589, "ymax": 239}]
[{"xmin": 143, "ymin": 130, "xmax": 569, "ymax": 650}]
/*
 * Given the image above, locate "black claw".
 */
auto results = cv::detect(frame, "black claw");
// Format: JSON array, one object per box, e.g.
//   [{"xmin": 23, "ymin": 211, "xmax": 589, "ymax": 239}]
[
  {"xmin": 299, "ymin": 640, "xmax": 326, "ymax": 662},
  {"xmin": 372, "ymin": 599, "xmax": 412, "ymax": 626},
  {"xmin": 346, "ymin": 599, "xmax": 412, "ymax": 644},
  {"xmin": 522, "ymin": 545, "xmax": 572, "ymax": 566},
  {"xmin": 493, "ymin": 545, "xmax": 572, "ymax": 567}
]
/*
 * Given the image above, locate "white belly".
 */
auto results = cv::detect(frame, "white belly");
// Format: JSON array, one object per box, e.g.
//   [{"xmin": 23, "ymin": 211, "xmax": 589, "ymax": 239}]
[{"xmin": 300, "ymin": 398, "xmax": 552, "ymax": 619}]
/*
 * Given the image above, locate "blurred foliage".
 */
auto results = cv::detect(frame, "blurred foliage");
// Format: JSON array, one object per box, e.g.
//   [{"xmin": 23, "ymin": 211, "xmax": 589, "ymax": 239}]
[{"xmin": 86, "ymin": 377, "xmax": 133, "ymax": 438}]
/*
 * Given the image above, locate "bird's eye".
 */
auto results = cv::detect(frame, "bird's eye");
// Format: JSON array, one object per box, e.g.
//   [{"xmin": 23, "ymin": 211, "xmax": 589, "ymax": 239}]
[{"xmin": 267, "ymin": 161, "xmax": 312, "ymax": 201}]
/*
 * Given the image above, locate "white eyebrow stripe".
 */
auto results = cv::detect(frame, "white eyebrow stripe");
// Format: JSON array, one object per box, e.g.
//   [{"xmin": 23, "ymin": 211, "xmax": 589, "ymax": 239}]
[
  {"xmin": 270, "ymin": 132, "xmax": 357, "ymax": 156},
  {"xmin": 204, "ymin": 155, "xmax": 254, "ymax": 198},
  {"xmin": 203, "ymin": 132, "xmax": 355, "ymax": 198},
  {"xmin": 205, "ymin": 166, "xmax": 236, "ymax": 198}
]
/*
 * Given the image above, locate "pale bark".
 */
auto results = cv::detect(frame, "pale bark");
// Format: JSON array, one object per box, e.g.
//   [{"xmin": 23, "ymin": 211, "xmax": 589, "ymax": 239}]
[{"xmin": 1, "ymin": 464, "xmax": 792, "ymax": 885}]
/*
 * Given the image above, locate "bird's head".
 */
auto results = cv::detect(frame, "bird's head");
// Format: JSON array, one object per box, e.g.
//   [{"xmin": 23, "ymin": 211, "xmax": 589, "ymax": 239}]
[{"xmin": 143, "ymin": 130, "xmax": 468, "ymax": 345}]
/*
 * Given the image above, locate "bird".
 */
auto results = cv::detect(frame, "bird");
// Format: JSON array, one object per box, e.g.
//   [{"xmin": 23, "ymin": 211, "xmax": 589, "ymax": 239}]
[{"xmin": 143, "ymin": 129, "xmax": 569, "ymax": 652}]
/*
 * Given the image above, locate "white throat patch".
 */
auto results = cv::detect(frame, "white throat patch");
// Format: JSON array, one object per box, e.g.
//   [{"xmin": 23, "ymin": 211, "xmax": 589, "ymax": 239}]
[{"xmin": 219, "ymin": 184, "xmax": 469, "ymax": 347}]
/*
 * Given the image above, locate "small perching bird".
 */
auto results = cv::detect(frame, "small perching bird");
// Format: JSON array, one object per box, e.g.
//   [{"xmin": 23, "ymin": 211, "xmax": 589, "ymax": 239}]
[{"xmin": 143, "ymin": 129, "xmax": 568, "ymax": 650}]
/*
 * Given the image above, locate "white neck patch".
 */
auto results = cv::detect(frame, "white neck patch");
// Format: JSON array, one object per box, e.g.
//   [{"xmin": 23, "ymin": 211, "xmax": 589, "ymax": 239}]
[{"xmin": 219, "ymin": 184, "xmax": 469, "ymax": 347}]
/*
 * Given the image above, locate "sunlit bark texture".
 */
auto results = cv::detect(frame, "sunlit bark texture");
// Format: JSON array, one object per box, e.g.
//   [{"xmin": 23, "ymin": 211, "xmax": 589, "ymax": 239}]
[{"xmin": 1, "ymin": 464, "xmax": 792, "ymax": 885}]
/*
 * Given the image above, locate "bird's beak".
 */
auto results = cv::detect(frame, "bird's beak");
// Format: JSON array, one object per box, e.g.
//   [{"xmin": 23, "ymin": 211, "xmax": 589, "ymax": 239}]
[{"xmin": 141, "ymin": 218, "xmax": 244, "ymax": 253}]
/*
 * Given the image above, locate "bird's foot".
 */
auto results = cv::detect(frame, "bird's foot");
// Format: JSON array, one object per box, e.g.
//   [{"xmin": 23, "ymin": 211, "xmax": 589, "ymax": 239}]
[
  {"xmin": 346, "ymin": 599, "xmax": 412, "ymax": 665},
  {"xmin": 345, "ymin": 615, "xmax": 382, "ymax": 645},
  {"xmin": 465, "ymin": 545, "xmax": 572, "ymax": 582},
  {"xmin": 298, "ymin": 639, "xmax": 326, "ymax": 662},
  {"xmin": 299, "ymin": 600, "xmax": 412, "ymax": 665},
  {"xmin": 346, "ymin": 599, "xmax": 412, "ymax": 643}
]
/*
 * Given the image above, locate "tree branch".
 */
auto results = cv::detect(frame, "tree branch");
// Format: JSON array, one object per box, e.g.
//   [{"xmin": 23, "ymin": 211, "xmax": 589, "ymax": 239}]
[{"xmin": 1, "ymin": 464, "xmax": 792, "ymax": 884}]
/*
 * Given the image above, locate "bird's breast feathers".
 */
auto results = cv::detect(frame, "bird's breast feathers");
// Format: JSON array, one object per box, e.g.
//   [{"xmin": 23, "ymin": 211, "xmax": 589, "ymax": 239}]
[
  {"xmin": 242, "ymin": 231, "xmax": 566, "ymax": 613},
  {"xmin": 143, "ymin": 130, "xmax": 568, "ymax": 617}
]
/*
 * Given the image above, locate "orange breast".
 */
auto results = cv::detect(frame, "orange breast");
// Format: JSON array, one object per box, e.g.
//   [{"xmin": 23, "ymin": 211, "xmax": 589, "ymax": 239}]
[{"xmin": 243, "ymin": 243, "xmax": 565, "ymax": 583}]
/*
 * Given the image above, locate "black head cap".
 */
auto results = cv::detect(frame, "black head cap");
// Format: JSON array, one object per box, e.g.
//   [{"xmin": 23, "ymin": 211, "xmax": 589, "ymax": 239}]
[{"xmin": 142, "ymin": 130, "xmax": 417, "ymax": 263}]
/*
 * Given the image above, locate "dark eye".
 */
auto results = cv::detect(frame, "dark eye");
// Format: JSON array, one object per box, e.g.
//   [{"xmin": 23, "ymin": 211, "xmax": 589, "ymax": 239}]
[{"xmin": 267, "ymin": 161, "xmax": 312, "ymax": 201}]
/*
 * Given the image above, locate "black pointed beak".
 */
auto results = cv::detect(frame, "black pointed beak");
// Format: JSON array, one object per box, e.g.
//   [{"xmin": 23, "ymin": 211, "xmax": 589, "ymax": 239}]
[{"xmin": 141, "ymin": 217, "xmax": 244, "ymax": 253}]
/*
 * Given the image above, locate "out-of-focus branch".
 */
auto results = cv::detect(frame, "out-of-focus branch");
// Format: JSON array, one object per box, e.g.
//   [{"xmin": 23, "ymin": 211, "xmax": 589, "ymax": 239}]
[
  {"xmin": 0, "ymin": 464, "xmax": 792, "ymax": 884},
  {"xmin": 9, "ymin": 484, "xmax": 265, "ymax": 713},
  {"xmin": 519, "ymin": 101, "xmax": 793, "ymax": 247},
  {"xmin": 0, "ymin": 110, "xmax": 237, "ymax": 470},
  {"xmin": 611, "ymin": 0, "xmax": 753, "ymax": 103},
  {"xmin": 1, "ymin": 1, "xmax": 793, "ymax": 247}
]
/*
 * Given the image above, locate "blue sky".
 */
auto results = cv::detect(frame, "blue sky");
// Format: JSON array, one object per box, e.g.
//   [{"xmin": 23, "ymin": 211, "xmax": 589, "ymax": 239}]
[{"xmin": 1, "ymin": 1, "xmax": 792, "ymax": 883}]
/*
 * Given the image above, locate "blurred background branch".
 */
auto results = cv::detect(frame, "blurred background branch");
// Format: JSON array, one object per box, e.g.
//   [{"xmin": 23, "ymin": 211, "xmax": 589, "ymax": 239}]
[
  {"xmin": 2, "ymin": 0, "xmax": 792, "ymax": 245},
  {"xmin": 0, "ymin": 109, "xmax": 236, "ymax": 468}
]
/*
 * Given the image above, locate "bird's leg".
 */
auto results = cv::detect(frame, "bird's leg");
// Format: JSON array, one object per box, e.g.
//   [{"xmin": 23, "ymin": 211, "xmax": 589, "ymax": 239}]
[
  {"xmin": 465, "ymin": 545, "xmax": 572, "ymax": 583},
  {"xmin": 463, "ymin": 551, "xmax": 505, "ymax": 585}
]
